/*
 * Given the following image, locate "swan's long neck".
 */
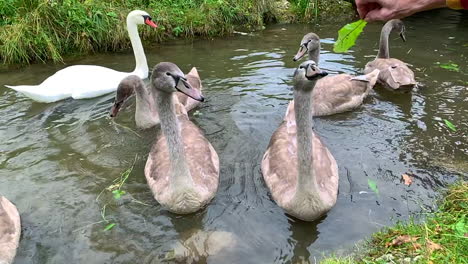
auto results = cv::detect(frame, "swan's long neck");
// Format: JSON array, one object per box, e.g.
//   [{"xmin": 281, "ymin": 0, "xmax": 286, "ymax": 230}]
[
  {"xmin": 294, "ymin": 87, "xmax": 317, "ymax": 194},
  {"xmin": 127, "ymin": 20, "xmax": 149, "ymax": 78},
  {"xmin": 377, "ymin": 23, "xmax": 392, "ymax": 59},
  {"xmin": 155, "ymin": 89, "xmax": 192, "ymax": 188},
  {"xmin": 135, "ymin": 85, "xmax": 157, "ymax": 127},
  {"xmin": 308, "ymin": 45, "xmax": 320, "ymax": 64}
]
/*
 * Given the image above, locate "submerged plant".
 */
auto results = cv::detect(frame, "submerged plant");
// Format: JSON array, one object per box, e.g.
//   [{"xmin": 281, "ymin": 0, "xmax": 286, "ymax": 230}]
[{"xmin": 95, "ymin": 155, "xmax": 147, "ymax": 232}]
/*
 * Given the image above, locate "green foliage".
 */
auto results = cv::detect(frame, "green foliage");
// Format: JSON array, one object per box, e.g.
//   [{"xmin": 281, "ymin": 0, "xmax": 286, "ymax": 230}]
[
  {"xmin": 323, "ymin": 183, "xmax": 468, "ymax": 263},
  {"xmin": 367, "ymin": 178, "xmax": 379, "ymax": 195},
  {"xmin": 0, "ymin": 0, "xmax": 279, "ymax": 64},
  {"xmin": 436, "ymin": 62, "xmax": 460, "ymax": 72},
  {"xmin": 334, "ymin": 20, "xmax": 367, "ymax": 53},
  {"xmin": 444, "ymin": 119, "xmax": 457, "ymax": 132}
]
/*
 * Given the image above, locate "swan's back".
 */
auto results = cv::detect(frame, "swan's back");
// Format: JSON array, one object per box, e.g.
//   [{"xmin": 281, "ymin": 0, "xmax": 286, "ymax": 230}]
[
  {"xmin": 6, "ymin": 65, "xmax": 139, "ymax": 103},
  {"xmin": 365, "ymin": 58, "xmax": 415, "ymax": 91},
  {"xmin": 0, "ymin": 196, "xmax": 21, "ymax": 264},
  {"xmin": 311, "ymin": 70, "xmax": 379, "ymax": 116}
]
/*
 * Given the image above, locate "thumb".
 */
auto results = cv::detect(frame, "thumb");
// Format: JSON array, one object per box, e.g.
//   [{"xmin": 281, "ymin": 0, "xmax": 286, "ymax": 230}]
[{"xmin": 365, "ymin": 8, "xmax": 393, "ymax": 22}]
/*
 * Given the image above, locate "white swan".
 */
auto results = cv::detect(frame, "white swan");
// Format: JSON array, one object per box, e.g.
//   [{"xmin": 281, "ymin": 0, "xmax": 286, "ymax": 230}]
[{"xmin": 5, "ymin": 10, "xmax": 157, "ymax": 103}]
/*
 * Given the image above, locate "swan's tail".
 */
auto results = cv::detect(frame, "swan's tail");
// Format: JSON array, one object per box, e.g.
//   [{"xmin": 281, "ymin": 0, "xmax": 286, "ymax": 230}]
[
  {"xmin": 365, "ymin": 69, "xmax": 380, "ymax": 89},
  {"xmin": 5, "ymin": 85, "xmax": 68, "ymax": 103},
  {"xmin": 351, "ymin": 69, "xmax": 380, "ymax": 92}
]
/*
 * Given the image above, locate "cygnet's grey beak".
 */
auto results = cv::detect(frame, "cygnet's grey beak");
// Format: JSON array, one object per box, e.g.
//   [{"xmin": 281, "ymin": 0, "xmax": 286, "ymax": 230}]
[
  {"xmin": 305, "ymin": 64, "xmax": 328, "ymax": 80},
  {"xmin": 175, "ymin": 75, "xmax": 204, "ymax": 102},
  {"xmin": 293, "ymin": 45, "xmax": 308, "ymax": 61},
  {"xmin": 400, "ymin": 31, "xmax": 407, "ymax": 42},
  {"xmin": 109, "ymin": 101, "xmax": 123, "ymax": 117}
]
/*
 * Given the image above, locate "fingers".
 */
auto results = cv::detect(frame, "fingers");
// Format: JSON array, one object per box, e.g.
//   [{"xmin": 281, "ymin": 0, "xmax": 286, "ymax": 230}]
[
  {"xmin": 365, "ymin": 7, "xmax": 394, "ymax": 21},
  {"xmin": 355, "ymin": 0, "xmax": 372, "ymax": 18}
]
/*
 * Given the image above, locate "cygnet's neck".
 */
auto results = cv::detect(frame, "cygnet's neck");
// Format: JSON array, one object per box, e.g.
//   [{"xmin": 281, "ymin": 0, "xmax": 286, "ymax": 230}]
[{"xmin": 154, "ymin": 88, "xmax": 193, "ymax": 188}]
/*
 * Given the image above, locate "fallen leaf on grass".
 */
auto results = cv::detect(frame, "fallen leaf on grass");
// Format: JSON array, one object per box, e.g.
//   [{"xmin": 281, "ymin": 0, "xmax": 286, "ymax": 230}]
[
  {"xmin": 401, "ymin": 173, "xmax": 413, "ymax": 186},
  {"xmin": 386, "ymin": 235, "xmax": 418, "ymax": 247},
  {"xmin": 426, "ymin": 239, "xmax": 442, "ymax": 253}
]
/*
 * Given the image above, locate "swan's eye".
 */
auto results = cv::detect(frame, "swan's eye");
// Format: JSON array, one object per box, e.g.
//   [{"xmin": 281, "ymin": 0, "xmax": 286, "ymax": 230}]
[{"xmin": 166, "ymin": 72, "xmax": 171, "ymax": 76}]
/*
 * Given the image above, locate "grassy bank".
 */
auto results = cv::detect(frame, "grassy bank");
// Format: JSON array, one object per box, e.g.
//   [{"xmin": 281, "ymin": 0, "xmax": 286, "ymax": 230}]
[
  {"xmin": 323, "ymin": 182, "xmax": 467, "ymax": 264},
  {"xmin": 0, "ymin": 0, "xmax": 356, "ymax": 65},
  {"xmin": 0, "ymin": 0, "xmax": 283, "ymax": 64}
]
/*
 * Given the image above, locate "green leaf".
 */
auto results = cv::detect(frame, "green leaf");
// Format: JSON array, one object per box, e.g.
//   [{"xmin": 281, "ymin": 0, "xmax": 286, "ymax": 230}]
[
  {"xmin": 453, "ymin": 218, "xmax": 466, "ymax": 236},
  {"xmin": 334, "ymin": 20, "xmax": 367, "ymax": 53},
  {"xmin": 367, "ymin": 179, "xmax": 379, "ymax": 195},
  {"xmin": 444, "ymin": 119, "xmax": 457, "ymax": 132},
  {"xmin": 437, "ymin": 62, "xmax": 460, "ymax": 72},
  {"xmin": 103, "ymin": 223, "xmax": 116, "ymax": 231},
  {"xmin": 106, "ymin": 11, "xmax": 117, "ymax": 18},
  {"xmin": 112, "ymin": 189, "xmax": 125, "ymax": 200}
]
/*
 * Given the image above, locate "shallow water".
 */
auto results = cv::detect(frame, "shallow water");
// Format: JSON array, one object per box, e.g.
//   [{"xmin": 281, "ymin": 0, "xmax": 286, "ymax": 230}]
[{"xmin": 0, "ymin": 9, "xmax": 467, "ymax": 264}]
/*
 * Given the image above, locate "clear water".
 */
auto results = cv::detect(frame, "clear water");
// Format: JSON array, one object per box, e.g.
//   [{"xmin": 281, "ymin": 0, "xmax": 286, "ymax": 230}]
[{"xmin": 0, "ymin": 9, "xmax": 466, "ymax": 264}]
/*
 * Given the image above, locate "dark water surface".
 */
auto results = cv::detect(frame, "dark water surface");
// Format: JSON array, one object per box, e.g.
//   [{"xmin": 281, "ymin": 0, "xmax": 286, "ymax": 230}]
[{"xmin": 0, "ymin": 9, "xmax": 467, "ymax": 264}]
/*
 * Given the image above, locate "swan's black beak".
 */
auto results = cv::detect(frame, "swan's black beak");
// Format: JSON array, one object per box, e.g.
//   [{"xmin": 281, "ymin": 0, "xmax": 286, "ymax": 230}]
[{"xmin": 173, "ymin": 74, "xmax": 204, "ymax": 102}]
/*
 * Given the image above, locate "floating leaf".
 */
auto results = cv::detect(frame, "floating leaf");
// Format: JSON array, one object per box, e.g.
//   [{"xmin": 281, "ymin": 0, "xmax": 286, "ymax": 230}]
[
  {"xmin": 444, "ymin": 119, "xmax": 457, "ymax": 132},
  {"xmin": 367, "ymin": 179, "xmax": 379, "ymax": 195},
  {"xmin": 401, "ymin": 173, "xmax": 413, "ymax": 186},
  {"xmin": 103, "ymin": 223, "xmax": 116, "ymax": 231},
  {"xmin": 334, "ymin": 20, "xmax": 367, "ymax": 53},
  {"xmin": 112, "ymin": 189, "xmax": 126, "ymax": 200},
  {"xmin": 437, "ymin": 62, "xmax": 460, "ymax": 72}
]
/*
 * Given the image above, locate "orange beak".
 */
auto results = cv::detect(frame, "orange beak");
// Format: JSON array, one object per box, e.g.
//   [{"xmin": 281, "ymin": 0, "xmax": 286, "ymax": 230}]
[{"xmin": 145, "ymin": 18, "xmax": 158, "ymax": 28}]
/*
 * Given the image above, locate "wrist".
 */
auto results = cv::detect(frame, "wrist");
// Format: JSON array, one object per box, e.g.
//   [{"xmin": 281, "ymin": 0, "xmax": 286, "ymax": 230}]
[
  {"xmin": 446, "ymin": 0, "xmax": 465, "ymax": 9},
  {"xmin": 421, "ymin": 0, "xmax": 447, "ymax": 11}
]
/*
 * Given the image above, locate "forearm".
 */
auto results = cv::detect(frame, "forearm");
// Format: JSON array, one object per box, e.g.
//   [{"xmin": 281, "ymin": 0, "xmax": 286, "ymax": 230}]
[{"xmin": 399, "ymin": 0, "xmax": 447, "ymax": 18}]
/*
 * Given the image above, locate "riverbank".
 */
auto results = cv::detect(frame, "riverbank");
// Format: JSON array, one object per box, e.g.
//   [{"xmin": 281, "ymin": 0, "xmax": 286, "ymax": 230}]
[
  {"xmin": 323, "ymin": 182, "xmax": 467, "ymax": 264},
  {"xmin": 0, "ymin": 0, "xmax": 355, "ymax": 65}
]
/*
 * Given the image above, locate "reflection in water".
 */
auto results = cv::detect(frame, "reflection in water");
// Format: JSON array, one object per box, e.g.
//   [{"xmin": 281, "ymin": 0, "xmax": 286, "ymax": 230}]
[{"xmin": 0, "ymin": 9, "xmax": 466, "ymax": 264}]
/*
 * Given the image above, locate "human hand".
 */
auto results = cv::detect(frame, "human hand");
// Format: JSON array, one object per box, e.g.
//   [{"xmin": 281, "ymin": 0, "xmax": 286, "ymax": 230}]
[{"xmin": 355, "ymin": 0, "xmax": 446, "ymax": 21}]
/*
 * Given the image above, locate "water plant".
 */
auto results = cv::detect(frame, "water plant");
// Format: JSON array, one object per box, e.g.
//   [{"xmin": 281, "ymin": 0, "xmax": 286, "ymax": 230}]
[{"xmin": 95, "ymin": 155, "xmax": 148, "ymax": 231}]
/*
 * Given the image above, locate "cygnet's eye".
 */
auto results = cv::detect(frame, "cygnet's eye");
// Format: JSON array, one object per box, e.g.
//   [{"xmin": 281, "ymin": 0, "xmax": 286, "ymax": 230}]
[{"xmin": 166, "ymin": 72, "xmax": 171, "ymax": 76}]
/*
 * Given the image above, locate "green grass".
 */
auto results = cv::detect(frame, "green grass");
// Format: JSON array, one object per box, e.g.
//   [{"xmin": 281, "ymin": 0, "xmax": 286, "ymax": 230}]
[
  {"xmin": 0, "ymin": 0, "xmax": 282, "ymax": 64},
  {"xmin": 323, "ymin": 182, "xmax": 468, "ymax": 263},
  {"xmin": 288, "ymin": 0, "xmax": 355, "ymax": 23}
]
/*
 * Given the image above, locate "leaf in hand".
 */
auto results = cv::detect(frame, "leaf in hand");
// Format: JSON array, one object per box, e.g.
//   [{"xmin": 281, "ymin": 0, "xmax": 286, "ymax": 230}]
[
  {"xmin": 334, "ymin": 20, "xmax": 367, "ymax": 53},
  {"xmin": 401, "ymin": 173, "xmax": 413, "ymax": 186}
]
